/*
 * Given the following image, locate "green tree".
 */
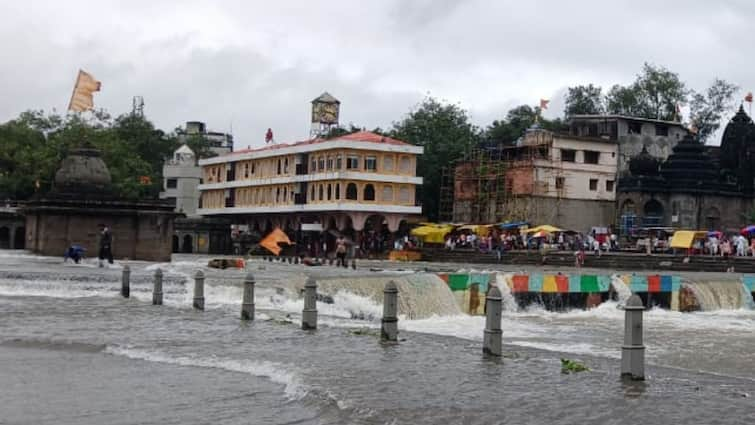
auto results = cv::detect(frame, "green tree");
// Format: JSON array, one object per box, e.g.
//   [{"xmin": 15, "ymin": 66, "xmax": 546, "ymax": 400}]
[
  {"xmin": 0, "ymin": 110, "xmax": 171, "ymax": 200},
  {"xmin": 390, "ymin": 97, "xmax": 481, "ymax": 221},
  {"xmin": 606, "ymin": 63, "xmax": 687, "ymax": 121},
  {"xmin": 484, "ymin": 105, "xmax": 565, "ymax": 146},
  {"xmin": 689, "ymin": 79, "xmax": 738, "ymax": 144},
  {"xmin": 564, "ymin": 84, "xmax": 604, "ymax": 116}
]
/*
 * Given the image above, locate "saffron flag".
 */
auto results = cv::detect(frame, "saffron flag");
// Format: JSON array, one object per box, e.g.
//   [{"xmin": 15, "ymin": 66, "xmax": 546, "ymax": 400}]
[
  {"xmin": 259, "ymin": 227, "xmax": 292, "ymax": 255},
  {"xmin": 746, "ymin": 92, "xmax": 753, "ymax": 103},
  {"xmin": 265, "ymin": 128, "xmax": 274, "ymax": 144},
  {"xmin": 68, "ymin": 70, "xmax": 101, "ymax": 112},
  {"xmin": 539, "ymin": 99, "xmax": 549, "ymax": 110}
]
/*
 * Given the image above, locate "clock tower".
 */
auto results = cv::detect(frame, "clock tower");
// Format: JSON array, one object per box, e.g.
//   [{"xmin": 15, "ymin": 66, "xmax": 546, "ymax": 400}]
[{"xmin": 310, "ymin": 92, "xmax": 340, "ymax": 138}]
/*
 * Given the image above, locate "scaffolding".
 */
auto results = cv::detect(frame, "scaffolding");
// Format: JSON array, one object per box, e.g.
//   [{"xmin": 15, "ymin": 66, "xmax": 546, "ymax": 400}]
[{"xmin": 438, "ymin": 139, "xmax": 564, "ymax": 224}]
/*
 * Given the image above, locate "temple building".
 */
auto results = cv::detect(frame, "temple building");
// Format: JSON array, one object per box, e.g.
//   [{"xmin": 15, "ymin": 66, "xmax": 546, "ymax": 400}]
[
  {"xmin": 447, "ymin": 125, "xmax": 618, "ymax": 231},
  {"xmin": 617, "ymin": 106, "xmax": 755, "ymax": 232},
  {"xmin": 196, "ymin": 131, "xmax": 423, "ymax": 251},
  {"xmin": 22, "ymin": 147, "xmax": 178, "ymax": 261}
]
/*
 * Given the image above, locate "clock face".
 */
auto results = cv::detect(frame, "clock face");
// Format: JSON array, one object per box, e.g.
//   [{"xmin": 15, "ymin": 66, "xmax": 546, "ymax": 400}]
[{"xmin": 313, "ymin": 102, "xmax": 339, "ymax": 124}]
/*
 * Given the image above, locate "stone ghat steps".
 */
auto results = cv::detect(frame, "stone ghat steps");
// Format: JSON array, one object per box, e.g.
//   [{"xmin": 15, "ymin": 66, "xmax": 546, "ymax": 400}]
[{"xmin": 420, "ymin": 249, "xmax": 755, "ymax": 273}]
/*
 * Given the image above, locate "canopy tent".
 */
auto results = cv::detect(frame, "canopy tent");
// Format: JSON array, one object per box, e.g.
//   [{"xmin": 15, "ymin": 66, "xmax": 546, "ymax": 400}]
[
  {"xmin": 669, "ymin": 230, "xmax": 708, "ymax": 249},
  {"xmin": 456, "ymin": 224, "xmax": 494, "ymax": 236},
  {"xmin": 260, "ymin": 227, "xmax": 293, "ymax": 255},
  {"xmin": 410, "ymin": 224, "xmax": 454, "ymax": 244},
  {"xmin": 498, "ymin": 221, "xmax": 529, "ymax": 230},
  {"xmin": 522, "ymin": 225, "xmax": 563, "ymax": 234},
  {"xmin": 529, "ymin": 230, "xmax": 549, "ymax": 238}
]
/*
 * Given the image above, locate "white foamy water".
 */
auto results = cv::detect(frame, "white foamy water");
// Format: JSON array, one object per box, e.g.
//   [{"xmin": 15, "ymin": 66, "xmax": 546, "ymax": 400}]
[{"xmin": 105, "ymin": 345, "xmax": 305, "ymax": 399}]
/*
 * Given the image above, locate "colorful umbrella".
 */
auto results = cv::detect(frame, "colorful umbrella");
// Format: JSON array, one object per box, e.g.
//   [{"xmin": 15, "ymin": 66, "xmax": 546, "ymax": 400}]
[
  {"xmin": 740, "ymin": 225, "xmax": 755, "ymax": 235},
  {"xmin": 707, "ymin": 231, "xmax": 722, "ymax": 238}
]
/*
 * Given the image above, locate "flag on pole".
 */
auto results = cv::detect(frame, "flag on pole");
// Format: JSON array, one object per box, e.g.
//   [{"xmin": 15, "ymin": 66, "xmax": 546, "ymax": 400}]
[
  {"xmin": 265, "ymin": 128, "xmax": 274, "ymax": 144},
  {"xmin": 745, "ymin": 92, "xmax": 753, "ymax": 103},
  {"xmin": 539, "ymin": 99, "xmax": 550, "ymax": 110},
  {"xmin": 68, "ymin": 70, "xmax": 101, "ymax": 112}
]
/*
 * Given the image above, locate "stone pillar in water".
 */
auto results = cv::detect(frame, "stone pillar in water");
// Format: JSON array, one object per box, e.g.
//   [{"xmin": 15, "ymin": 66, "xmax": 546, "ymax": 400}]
[
  {"xmin": 621, "ymin": 294, "xmax": 645, "ymax": 380},
  {"xmin": 381, "ymin": 280, "xmax": 399, "ymax": 343},
  {"xmin": 302, "ymin": 276, "xmax": 318, "ymax": 330},
  {"xmin": 152, "ymin": 268, "xmax": 163, "ymax": 305},
  {"xmin": 193, "ymin": 270, "xmax": 205, "ymax": 310},
  {"xmin": 121, "ymin": 265, "xmax": 130, "ymax": 298},
  {"xmin": 483, "ymin": 286, "xmax": 502, "ymax": 356},
  {"xmin": 241, "ymin": 271, "xmax": 255, "ymax": 320}
]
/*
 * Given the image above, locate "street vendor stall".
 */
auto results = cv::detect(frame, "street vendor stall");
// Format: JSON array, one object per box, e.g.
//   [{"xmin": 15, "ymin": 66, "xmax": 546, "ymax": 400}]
[
  {"xmin": 670, "ymin": 230, "xmax": 708, "ymax": 254},
  {"xmin": 410, "ymin": 223, "xmax": 455, "ymax": 244}
]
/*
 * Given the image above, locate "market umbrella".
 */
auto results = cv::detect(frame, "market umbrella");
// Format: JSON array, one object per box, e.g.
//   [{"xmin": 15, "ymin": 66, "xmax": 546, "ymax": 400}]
[
  {"xmin": 707, "ymin": 230, "xmax": 722, "ymax": 238},
  {"xmin": 530, "ymin": 230, "xmax": 549, "ymax": 238},
  {"xmin": 740, "ymin": 225, "xmax": 755, "ymax": 235}
]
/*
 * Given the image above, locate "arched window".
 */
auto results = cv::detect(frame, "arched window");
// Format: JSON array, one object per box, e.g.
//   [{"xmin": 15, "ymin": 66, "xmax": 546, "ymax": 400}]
[
  {"xmin": 399, "ymin": 186, "xmax": 411, "ymax": 204},
  {"xmin": 310, "ymin": 185, "xmax": 315, "ymax": 201},
  {"xmin": 283, "ymin": 188, "xmax": 287, "ymax": 202},
  {"xmin": 346, "ymin": 183, "xmax": 358, "ymax": 200},
  {"xmin": 319, "ymin": 184, "xmax": 324, "ymax": 201},
  {"xmin": 277, "ymin": 159, "xmax": 282, "ymax": 175},
  {"xmin": 283, "ymin": 158, "xmax": 289, "ymax": 174},
  {"xmin": 382, "ymin": 185, "xmax": 393, "ymax": 201},
  {"xmin": 383, "ymin": 155, "xmax": 394, "ymax": 172},
  {"xmin": 335, "ymin": 183, "xmax": 340, "ymax": 200},
  {"xmin": 364, "ymin": 184, "xmax": 375, "ymax": 201},
  {"xmin": 327, "ymin": 184, "xmax": 332, "ymax": 200},
  {"xmin": 276, "ymin": 187, "xmax": 280, "ymax": 203},
  {"xmin": 399, "ymin": 156, "xmax": 411, "ymax": 173}
]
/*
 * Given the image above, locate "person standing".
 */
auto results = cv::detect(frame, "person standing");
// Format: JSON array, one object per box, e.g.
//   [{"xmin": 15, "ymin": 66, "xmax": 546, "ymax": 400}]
[
  {"xmin": 335, "ymin": 235, "xmax": 347, "ymax": 268},
  {"xmin": 98, "ymin": 225, "xmax": 113, "ymax": 267}
]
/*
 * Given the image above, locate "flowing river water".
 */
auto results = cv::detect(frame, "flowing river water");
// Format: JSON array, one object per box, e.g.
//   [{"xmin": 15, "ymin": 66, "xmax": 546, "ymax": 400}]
[{"xmin": 0, "ymin": 251, "xmax": 753, "ymax": 424}]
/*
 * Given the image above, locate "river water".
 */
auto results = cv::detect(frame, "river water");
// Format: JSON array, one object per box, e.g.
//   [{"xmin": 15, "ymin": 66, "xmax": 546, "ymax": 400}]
[{"xmin": 0, "ymin": 251, "xmax": 753, "ymax": 424}]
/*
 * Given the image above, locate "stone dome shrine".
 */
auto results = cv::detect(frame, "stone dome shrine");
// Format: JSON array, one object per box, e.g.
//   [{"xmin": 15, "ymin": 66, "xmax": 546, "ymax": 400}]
[{"xmin": 21, "ymin": 147, "xmax": 179, "ymax": 261}]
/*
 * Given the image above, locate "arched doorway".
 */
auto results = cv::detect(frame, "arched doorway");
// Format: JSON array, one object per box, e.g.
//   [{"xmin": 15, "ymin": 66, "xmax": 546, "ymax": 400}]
[
  {"xmin": 619, "ymin": 199, "xmax": 637, "ymax": 235},
  {"xmin": 643, "ymin": 200, "xmax": 664, "ymax": 227},
  {"xmin": 13, "ymin": 227, "xmax": 25, "ymax": 249},
  {"xmin": 182, "ymin": 234, "xmax": 193, "ymax": 253},
  {"xmin": 172, "ymin": 235, "xmax": 180, "ymax": 253},
  {"xmin": 363, "ymin": 214, "xmax": 388, "ymax": 257},
  {"xmin": 0, "ymin": 227, "xmax": 9, "ymax": 249}
]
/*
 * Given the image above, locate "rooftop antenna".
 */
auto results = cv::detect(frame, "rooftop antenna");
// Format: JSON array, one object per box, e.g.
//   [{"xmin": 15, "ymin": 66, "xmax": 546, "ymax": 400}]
[{"xmin": 131, "ymin": 96, "xmax": 144, "ymax": 117}]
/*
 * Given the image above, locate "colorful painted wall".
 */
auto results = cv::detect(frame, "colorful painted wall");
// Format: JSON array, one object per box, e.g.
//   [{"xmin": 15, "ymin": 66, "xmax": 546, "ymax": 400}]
[{"xmin": 437, "ymin": 272, "xmax": 691, "ymax": 314}]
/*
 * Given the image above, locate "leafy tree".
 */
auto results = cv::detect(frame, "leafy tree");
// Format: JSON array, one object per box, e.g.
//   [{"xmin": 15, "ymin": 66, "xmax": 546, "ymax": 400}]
[
  {"xmin": 606, "ymin": 63, "xmax": 687, "ymax": 121},
  {"xmin": 0, "ymin": 110, "xmax": 172, "ymax": 200},
  {"xmin": 326, "ymin": 123, "xmax": 364, "ymax": 138},
  {"xmin": 390, "ymin": 97, "xmax": 481, "ymax": 221},
  {"xmin": 564, "ymin": 84, "xmax": 604, "ymax": 116},
  {"xmin": 484, "ymin": 105, "xmax": 565, "ymax": 146},
  {"xmin": 689, "ymin": 79, "xmax": 738, "ymax": 144}
]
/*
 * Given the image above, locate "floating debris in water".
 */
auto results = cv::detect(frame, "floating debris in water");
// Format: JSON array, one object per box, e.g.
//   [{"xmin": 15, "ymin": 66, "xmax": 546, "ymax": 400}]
[{"xmin": 560, "ymin": 358, "xmax": 589, "ymax": 374}]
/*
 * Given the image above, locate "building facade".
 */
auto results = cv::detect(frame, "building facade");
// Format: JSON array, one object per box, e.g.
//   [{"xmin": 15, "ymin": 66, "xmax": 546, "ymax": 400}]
[
  {"xmin": 159, "ymin": 145, "xmax": 202, "ymax": 216},
  {"xmin": 452, "ymin": 126, "xmax": 618, "ymax": 232},
  {"xmin": 197, "ymin": 131, "xmax": 423, "ymax": 250},
  {"xmin": 177, "ymin": 121, "xmax": 234, "ymax": 156},
  {"xmin": 568, "ymin": 114, "xmax": 687, "ymax": 175}
]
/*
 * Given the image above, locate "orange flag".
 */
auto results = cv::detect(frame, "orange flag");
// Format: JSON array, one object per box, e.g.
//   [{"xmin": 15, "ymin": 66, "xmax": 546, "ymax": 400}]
[
  {"xmin": 539, "ymin": 99, "xmax": 550, "ymax": 110},
  {"xmin": 68, "ymin": 69, "xmax": 101, "ymax": 112},
  {"xmin": 259, "ymin": 227, "xmax": 292, "ymax": 255}
]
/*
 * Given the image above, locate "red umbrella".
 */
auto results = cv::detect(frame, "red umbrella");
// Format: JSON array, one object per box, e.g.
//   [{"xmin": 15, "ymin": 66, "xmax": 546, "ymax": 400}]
[{"xmin": 740, "ymin": 225, "xmax": 755, "ymax": 235}]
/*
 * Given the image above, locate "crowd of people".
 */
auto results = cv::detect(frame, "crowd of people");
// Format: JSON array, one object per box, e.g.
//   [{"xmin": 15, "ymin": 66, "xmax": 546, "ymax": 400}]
[{"xmin": 443, "ymin": 227, "xmax": 620, "ymax": 256}]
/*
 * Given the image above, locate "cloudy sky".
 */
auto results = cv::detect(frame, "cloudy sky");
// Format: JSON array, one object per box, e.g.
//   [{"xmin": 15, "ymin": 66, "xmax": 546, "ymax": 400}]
[{"xmin": 1, "ymin": 1, "xmax": 752, "ymax": 148}]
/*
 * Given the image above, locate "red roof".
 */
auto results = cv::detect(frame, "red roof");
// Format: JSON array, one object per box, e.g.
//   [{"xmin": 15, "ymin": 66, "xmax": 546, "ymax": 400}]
[{"xmin": 224, "ymin": 131, "xmax": 410, "ymax": 157}]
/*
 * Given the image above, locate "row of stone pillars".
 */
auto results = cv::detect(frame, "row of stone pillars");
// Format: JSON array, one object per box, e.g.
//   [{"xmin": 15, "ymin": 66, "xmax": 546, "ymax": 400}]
[
  {"xmin": 482, "ymin": 287, "xmax": 645, "ymax": 380},
  {"xmin": 122, "ymin": 267, "xmax": 644, "ymax": 379}
]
